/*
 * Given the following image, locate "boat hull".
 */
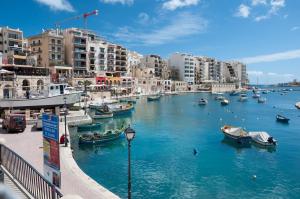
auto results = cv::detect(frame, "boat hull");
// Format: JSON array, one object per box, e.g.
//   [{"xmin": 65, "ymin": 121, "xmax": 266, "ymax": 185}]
[{"xmin": 79, "ymin": 132, "xmax": 124, "ymax": 145}]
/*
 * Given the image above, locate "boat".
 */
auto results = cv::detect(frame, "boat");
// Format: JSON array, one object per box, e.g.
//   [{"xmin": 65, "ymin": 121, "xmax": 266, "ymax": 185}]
[
  {"xmin": 221, "ymin": 125, "xmax": 252, "ymax": 144},
  {"xmin": 198, "ymin": 98, "xmax": 208, "ymax": 105},
  {"xmin": 78, "ymin": 123, "xmax": 102, "ymax": 132},
  {"xmin": 238, "ymin": 94, "xmax": 248, "ymax": 102},
  {"xmin": 257, "ymin": 97, "xmax": 267, "ymax": 103},
  {"xmin": 0, "ymin": 83, "xmax": 82, "ymax": 109},
  {"xmin": 90, "ymin": 105, "xmax": 113, "ymax": 119},
  {"xmin": 276, "ymin": 114, "xmax": 290, "ymax": 123},
  {"xmin": 119, "ymin": 98, "xmax": 137, "ymax": 104},
  {"xmin": 262, "ymin": 90, "xmax": 269, "ymax": 94},
  {"xmin": 147, "ymin": 95, "xmax": 161, "ymax": 101},
  {"xmin": 252, "ymin": 93, "xmax": 260, "ymax": 98},
  {"xmin": 78, "ymin": 126, "xmax": 125, "ymax": 145},
  {"xmin": 249, "ymin": 131, "xmax": 277, "ymax": 147},
  {"xmin": 229, "ymin": 91, "xmax": 240, "ymax": 96},
  {"xmin": 109, "ymin": 103, "xmax": 134, "ymax": 116},
  {"xmin": 221, "ymin": 99, "xmax": 230, "ymax": 106},
  {"xmin": 215, "ymin": 95, "xmax": 225, "ymax": 101},
  {"xmin": 295, "ymin": 102, "xmax": 300, "ymax": 109}
]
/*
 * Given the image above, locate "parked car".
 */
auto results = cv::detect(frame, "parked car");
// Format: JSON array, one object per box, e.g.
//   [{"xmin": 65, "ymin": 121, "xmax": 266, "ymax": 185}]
[{"xmin": 2, "ymin": 114, "xmax": 26, "ymax": 133}]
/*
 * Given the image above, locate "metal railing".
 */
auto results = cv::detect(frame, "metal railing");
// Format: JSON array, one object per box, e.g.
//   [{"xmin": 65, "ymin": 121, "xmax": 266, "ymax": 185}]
[{"xmin": 0, "ymin": 144, "xmax": 63, "ymax": 199}]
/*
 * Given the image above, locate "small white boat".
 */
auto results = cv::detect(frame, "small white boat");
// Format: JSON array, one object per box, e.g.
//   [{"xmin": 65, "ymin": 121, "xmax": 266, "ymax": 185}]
[
  {"xmin": 295, "ymin": 102, "xmax": 300, "ymax": 109},
  {"xmin": 257, "ymin": 97, "xmax": 267, "ymax": 103},
  {"xmin": 221, "ymin": 125, "xmax": 251, "ymax": 144},
  {"xmin": 221, "ymin": 99, "xmax": 229, "ymax": 106},
  {"xmin": 198, "ymin": 98, "xmax": 208, "ymax": 105},
  {"xmin": 238, "ymin": 94, "xmax": 248, "ymax": 102},
  {"xmin": 215, "ymin": 95, "xmax": 225, "ymax": 101},
  {"xmin": 249, "ymin": 131, "xmax": 277, "ymax": 146},
  {"xmin": 253, "ymin": 93, "xmax": 260, "ymax": 98}
]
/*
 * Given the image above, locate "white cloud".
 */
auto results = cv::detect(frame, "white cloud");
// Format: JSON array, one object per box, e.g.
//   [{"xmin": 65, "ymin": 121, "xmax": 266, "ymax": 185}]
[
  {"xmin": 138, "ymin": 13, "xmax": 150, "ymax": 25},
  {"xmin": 251, "ymin": 0, "xmax": 267, "ymax": 6},
  {"xmin": 238, "ymin": 49, "xmax": 300, "ymax": 64},
  {"xmin": 235, "ymin": 4, "xmax": 251, "ymax": 18},
  {"xmin": 290, "ymin": 26, "xmax": 299, "ymax": 31},
  {"xmin": 248, "ymin": 70, "xmax": 264, "ymax": 76},
  {"xmin": 100, "ymin": 0, "xmax": 133, "ymax": 5},
  {"xmin": 162, "ymin": 0, "xmax": 200, "ymax": 11},
  {"xmin": 34, "ymin": 0, "xmax": 74, "ymax": 12},
  {"xmin": 114, "ymin": 12, "xmax": 207, "ymax": 45},
  {"xmin": 255, "ymin": 0, "xmax": 285, "ymax": 21}
]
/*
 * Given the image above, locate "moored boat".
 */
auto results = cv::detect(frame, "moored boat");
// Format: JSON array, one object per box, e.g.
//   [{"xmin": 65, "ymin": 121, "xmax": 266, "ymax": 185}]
[
  {"xmin": 221, "ymin": 125, "xmax": 251, "ymax": 144},
  {"xmin": 276, "ymin": 114, "xmax": 290, "ymax": 123},
  {"xmin": 78, "ymin": 123, "xmax": 101, "ymax": 132},
  {"xmin": 215, "ymin": 95, "xmax": 225, "ymax": 101},
  {"xmin": 147, "ymin": 95, "xmax": 161, "ymax": 101},
  {"xmin": 257, "ymin": 97, "xmax": 267, "ymax": 103},
  {"xmin": 252, "ymin": 93, "xmax": 260, "ymax": 98},
  {"xmin": 229, "ymin": 91, "xmax": 240, "ymax": 96},
  {"xmin": 78, "ymin": 126, "xmax": 126, "ymax": 145},
  {"xmin": 249, "ymin": 131, "xmax": 277, "ymax": 146},
  {"xmin": 238, "ymin": 94, "xmax": 248, "ymax": 102},
  {"xmin": 109, "ymin": 103, "xmax": 134, "ymax": 116},
  {"xmin": 221, "ymin": 99, "xmax": 230, "ymax": 106},
  {"xmin": 198, "ymin": 98, "xmax": 208, "ymax": 105},
  {"xmin": 295, "ymin": 102, "xmax": 300, "ymax": 109}
]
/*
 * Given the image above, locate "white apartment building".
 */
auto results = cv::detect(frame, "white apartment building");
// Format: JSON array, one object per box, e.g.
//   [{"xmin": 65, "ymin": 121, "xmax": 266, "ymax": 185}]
[
  {"xmin": 87, "ymin": 37, "xmax": 108, "ymax": 73},
  {"xmin": 127, "ymin": 50, "xmax": 142, "ymax": 76},
  {"xmin": 168, "ymin": 53, "xmax": 196, "ymax": 85},
  {"xmin": 106, "ymin": 44, "xmax": 128, "ymax": 75},
  {"xmin": 0, "ymin": 27, "xmax": 23, "ymax": 57}
]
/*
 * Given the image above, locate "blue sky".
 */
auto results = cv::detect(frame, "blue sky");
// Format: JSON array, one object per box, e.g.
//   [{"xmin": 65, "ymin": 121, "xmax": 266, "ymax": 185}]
[{"xmin": 1, "ymin": 0, "xmax": 299, "ymax": 84}]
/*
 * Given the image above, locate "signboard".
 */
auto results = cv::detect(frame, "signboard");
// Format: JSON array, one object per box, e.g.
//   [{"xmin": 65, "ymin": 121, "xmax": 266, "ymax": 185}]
[{"xmin": 42, "ymin": 113, "xmax": 61, "ymax": 188}]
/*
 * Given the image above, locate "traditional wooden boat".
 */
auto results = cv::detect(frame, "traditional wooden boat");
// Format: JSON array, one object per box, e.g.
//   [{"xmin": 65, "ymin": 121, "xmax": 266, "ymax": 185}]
[
  {"xmin": 147, "ymin": 95, "xmax": 161, "ymax": 101},
  {"xmin": 109, "ymin": 103, "xmax": 134, "ymax": 116},
  {"xmin": 78, "ymin": 127, "xmax": 125, "ymax": 145},
  {"xmin": 78, "ymin": 123, "xmax": 101, "ymax": 132},
  {"xmin": 249, "ymin": 131, "xmax": 277, "ymax": 146},
  {"xmin": 198, "ymin": 98, "xmax": 208, "ymax": 105},
  {"xmin": 221, "ymin": 125, "xmax": 251, "ymax": 144},
  {"xmin": 119, "ymin": 98, "xmax": 137, "ymax": 104},
  {"xmin": 221, "ymin": 99, "xmax": 230, "ymax": 106},
  {"xmin": 276, "ymin": 115, "xmax": 290, "ymax": 123}
]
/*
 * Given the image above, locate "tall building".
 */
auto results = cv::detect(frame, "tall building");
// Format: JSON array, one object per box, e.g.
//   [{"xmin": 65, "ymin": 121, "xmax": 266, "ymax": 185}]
[
  {"xmin": 28, "ymin": 29, "xmax": 65, "ymax": 68},
  {"xmin": 87, "ymin": 37, "xmax": 108, "ymax": 73},
  {"xmin": 141, "ymin": 55, "xmax": 164, "ymax": 78},
  {"xmin": 0, "ymin": 27, "xmax": 23, "ymax": 56},
  {"xmin": 127, "ymin": 51, "xmax": 143, "ymax": 76},
  {"xmin": 168, "ymin": 53, "xmax": 196, "ymax": 85}
]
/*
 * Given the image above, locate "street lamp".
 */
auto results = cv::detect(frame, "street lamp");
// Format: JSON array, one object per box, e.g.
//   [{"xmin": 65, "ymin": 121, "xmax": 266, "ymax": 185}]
[
  {"xmin": 125, "ymin": 126, "xmax": 136, "ymax": 199},
  {"xmin": 63, "ymin": 97, "xmax": 68, "ymax": 147}
]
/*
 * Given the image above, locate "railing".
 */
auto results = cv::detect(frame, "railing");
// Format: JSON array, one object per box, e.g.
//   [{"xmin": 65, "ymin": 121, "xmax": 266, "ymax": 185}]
[{"xmin": 0, "ymin": 144, "xmax": 63, "ymax": 199}]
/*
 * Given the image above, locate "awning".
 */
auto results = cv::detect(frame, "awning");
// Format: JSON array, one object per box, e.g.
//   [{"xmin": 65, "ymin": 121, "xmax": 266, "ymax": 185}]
[
  {"xmin": 13, "ymin": 55, "xmax": 26, "ymax": 59},
  {"xmin": 54, "ymin": 66, "xmax": 73, "ymax": 70}
]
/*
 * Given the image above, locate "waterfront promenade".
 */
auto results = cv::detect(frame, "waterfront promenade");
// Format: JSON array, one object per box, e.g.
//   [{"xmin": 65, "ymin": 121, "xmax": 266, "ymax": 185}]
[{"xmin": 0, "ymin": 124, "xmax": 119, "ymax": 199}]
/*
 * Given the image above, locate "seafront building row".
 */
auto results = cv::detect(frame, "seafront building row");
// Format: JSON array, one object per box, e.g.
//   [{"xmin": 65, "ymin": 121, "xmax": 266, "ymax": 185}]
[{"xmin": 0, "ymin": 26, "xmax": 248, "ymax": 100}]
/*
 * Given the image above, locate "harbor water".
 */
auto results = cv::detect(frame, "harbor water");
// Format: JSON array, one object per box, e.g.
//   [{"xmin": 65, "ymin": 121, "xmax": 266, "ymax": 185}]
[{"xmin": 70, "ymin": 90, "xmax": 300, "ymax": 199}]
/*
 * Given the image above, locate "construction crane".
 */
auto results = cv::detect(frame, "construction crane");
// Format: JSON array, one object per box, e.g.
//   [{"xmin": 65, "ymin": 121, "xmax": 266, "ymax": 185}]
[{"xmin": 55, "ymin": 10, "xmax": 99, "ymax": 30}]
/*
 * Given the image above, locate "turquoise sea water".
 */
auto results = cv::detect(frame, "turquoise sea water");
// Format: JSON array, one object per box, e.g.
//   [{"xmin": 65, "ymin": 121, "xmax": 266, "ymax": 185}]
[{"xmin": 70, "ymin": 90, "xmax": 300, "ymax": 199}]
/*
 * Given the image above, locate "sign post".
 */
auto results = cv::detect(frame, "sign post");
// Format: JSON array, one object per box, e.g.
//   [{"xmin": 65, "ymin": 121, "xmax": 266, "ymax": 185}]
[{"xmin": 42, "ymin": 113, "xmax": 61, "ymax": 188}]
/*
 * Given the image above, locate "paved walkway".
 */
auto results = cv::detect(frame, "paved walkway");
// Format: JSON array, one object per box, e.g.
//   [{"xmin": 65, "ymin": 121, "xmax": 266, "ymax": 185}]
[{"xmin": 0, "ymin": 125, "xmax": 119, "ymax": 199}]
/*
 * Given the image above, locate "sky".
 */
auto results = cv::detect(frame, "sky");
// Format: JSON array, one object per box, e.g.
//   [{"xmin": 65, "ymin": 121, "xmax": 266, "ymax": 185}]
[{"xmin": 1, "ymin": 0, "xmax": 300, "ymax": 84}]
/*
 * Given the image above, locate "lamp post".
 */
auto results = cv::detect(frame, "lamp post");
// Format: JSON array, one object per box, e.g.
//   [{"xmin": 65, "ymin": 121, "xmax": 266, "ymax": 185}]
[
  {"xmin": 125, "ymin": 126, "xmax": 136, "ymax": 199},
  {"xmin": 63, "ymin": 97, "xmax": 68, "ymax": 147}
]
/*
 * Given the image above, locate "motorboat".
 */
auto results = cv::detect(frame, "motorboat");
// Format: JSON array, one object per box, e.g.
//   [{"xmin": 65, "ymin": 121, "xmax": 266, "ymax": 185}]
[
  {"xmin": 78, "ymin": 127, "xmax": 125, "ymax": 145},
  {"xmin": 198, "ymin": 98, "xmax": 208, "ymax": 105},
  {"xmin": 238, "ymin": 94, "xmax": 248, "ymax": 102},
  {"xmin": 249, "ymin": 131, "xmax": 277, "ymax": 147},
  {"xmin": 108, "ymin": 103, "xmax": 134, "ymax": 116},
  {"xmin": 252, "ymin": 93, "xmax": 260, "ymax": 98},
  {"xmin": 221, "ymin": 99, "xmax": 230, "ymax": 106},
  {"xmin": 295, "ymin": 102, "xmax": 300, "ymax": 109},
  {"xmin": 262, "ymin": 90, "xmax": 269, "ymax": 94},
  {"xmin": 257, "ymin": 97, "xmax": 267, "ymax": 103},
  {"xmin": 276, "ymin": 114, "xmax": 290, "ymax": 123},
  {"xmin": 215, "ymin": 95, "xmax": 225, "ymax": 101},
  {"xmin": 78, "ymin": 123, "xmax": 102, "ymax": 132},
  {"xmin": 221, "ymin": 125, "xmax": 252, "ymax": 144},
  {"xmin": 147, "ymin": 95, "xmax": 161, "ymax": 101},
  {"xmin": 229, "ymin": 91, "xmax": 240, "ymax": 96}
]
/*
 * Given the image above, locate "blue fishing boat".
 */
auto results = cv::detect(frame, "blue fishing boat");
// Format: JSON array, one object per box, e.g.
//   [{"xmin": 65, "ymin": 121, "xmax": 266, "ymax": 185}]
[
  {"xmin": 109, "ymin": 103, "xmax": 134, "ymax": 116},
  {"xmin": 78, "ymin": 128, "xmax": 125, "ymax": 145},
  {"xmin": 147, "ymin": 95, "xmax": 161, "ymax": 101},
  {"xmin": 276, "ymin": 115, "xmax": 290, "ymax": 123}
]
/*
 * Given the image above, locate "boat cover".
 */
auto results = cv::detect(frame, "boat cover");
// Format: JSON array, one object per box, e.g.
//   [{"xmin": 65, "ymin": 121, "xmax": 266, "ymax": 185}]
[{"xmin": 249, "ymin": 131, "xmax": 270, "ymax": 142}]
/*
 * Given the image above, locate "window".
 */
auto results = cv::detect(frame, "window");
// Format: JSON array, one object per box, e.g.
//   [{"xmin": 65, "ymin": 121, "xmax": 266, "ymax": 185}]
[
  {"xmin": 52, "ymin": 54, "xmax": 55, "ymax": 59},
  {"xmin": 51, "ymin": 39, "xmax": 55, "ymax": 44},
  {"xmin": 52, "ymin": 46, "xmax": 55, "ymax": 51},
  {"xmin": 57, "ymin": 55, "xmax": 61, "ymax": 60},
  {"xmin": 57, "ymin": 40, "xmax": 61, "ymax": 44},
  {"xmin": 57, "ymin": 47, "xmax": 61, "ymax": 52}
]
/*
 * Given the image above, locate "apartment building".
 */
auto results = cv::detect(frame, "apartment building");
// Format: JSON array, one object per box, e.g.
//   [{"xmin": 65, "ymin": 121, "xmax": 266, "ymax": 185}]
[
  {"xmin": 87, "ymin": 37, "xmax": 108, "ymax": 73},
  {"xmin": 168, "ymin": 53, "xmax": 196, "ymax": 85},
  {"xmin": 127, "ymin": 51, "xmax": 142, "ymax": 76},
  {"xmin": 140, "ymin": 55, "xmax": 164, "ymax": 78},
  {"xmin": 228, "ymin": 61, "xmax": 248, "ymax": 86},
  {"xmin": 0, "ymin": 27, "xmax": 23, "ymax": 56},
  {"xmin": 28, "ymin": 29, "xmax": 65, "ymax": 68}
]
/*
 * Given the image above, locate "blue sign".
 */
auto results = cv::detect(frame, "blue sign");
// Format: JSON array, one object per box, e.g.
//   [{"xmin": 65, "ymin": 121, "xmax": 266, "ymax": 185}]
[{"xmin": 42, "ymin": 114, "xmax": 59, "ymax": 141}]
